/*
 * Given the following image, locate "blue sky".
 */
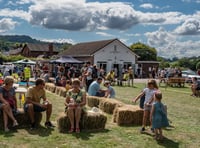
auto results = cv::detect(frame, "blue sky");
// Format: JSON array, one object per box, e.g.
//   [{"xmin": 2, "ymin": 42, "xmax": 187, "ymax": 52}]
[{"xmin": 0, "ymin": 0, "xmax": 200, "ymax": 58}]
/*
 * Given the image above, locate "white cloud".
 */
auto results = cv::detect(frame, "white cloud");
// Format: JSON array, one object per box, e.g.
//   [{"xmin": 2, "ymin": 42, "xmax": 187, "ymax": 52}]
[
  {"xmin": 174, "ymin": 19, "xmax": 200, "ymax": 35},
  {"xmin": 28, "ymin": 1, "xmax": 139, "ymax": 31},
  {"xmin": 96, "ymin": 32, "xmax": 114, "ymax": 37},
  {"xmin": 0, "ymin": 8, "xmax": 31, "ymax": 21},
  {"xmin": 145, "ymin": 27, "xmax": 175, "ymax": 46},
  {"xmin": 126, "ymin": 33, "xmax": 140, "ymax": 37},
  {"xmin": 140, "ymin": 3, "xmax": 154, "ymax": 9},
  {"xmin": 40, "ymin": 38, "xmax": 75, "ymax": 44},
  {"xmin": 0, "ymin": 18, "xmax": 18, "ymax": 33},
  {"xmin": 145, "ymin": 27, "xmax": 200, "ymax": 58}
]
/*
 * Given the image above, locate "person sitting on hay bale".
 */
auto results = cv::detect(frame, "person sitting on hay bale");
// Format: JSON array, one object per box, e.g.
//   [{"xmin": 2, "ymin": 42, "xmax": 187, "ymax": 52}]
[
  {"xmin": 0, "ymin": 76, "xmax": 19, "ymax": 132},
  {"xmin": 65, "ymin": 79, "xmax": 86, "ymax": 133},
  {"xmin": 104, "ymin": 81, "xmax": 116, "ymax": 98},
  {"xmin": 88, "ymin": 77, "xmax": 106, "ymax": 97},
  {"xmin": 24, "ymin": 78, "xmax": 54, "ymax": 129}
]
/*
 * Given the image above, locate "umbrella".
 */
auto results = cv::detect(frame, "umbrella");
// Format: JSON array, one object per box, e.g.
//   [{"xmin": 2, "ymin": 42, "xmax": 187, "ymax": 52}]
[{"xmin": 13, "ymin": 59, "xmax": 36, "ymax": 65}]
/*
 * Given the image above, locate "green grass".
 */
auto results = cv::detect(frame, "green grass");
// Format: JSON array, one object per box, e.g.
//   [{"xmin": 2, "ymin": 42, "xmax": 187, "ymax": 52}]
[{"xmin": 0, "ymin": 82, "xmax": 200, "ymax": 148}]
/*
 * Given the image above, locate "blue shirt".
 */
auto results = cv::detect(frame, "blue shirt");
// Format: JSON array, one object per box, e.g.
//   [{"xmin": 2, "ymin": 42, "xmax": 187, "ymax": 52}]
[
  {"xmin": 108, "ymin": 86, "xmax": 115, "ymax": 98},
  {"xmin": 88, "ymin": 81, "xmax": 100, "ymax": 96}
]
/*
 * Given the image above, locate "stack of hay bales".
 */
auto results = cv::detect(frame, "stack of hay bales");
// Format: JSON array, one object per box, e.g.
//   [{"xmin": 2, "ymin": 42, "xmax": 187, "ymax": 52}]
[
  {"xmin": 113, "ymin": 105, "xmax": 144, "ymax": 126},
  {"xmin": 99, "ymin": 99, "xmax": 124, "ymax": 114},
  {"xmin": 0, "ymin": 108, "xmax": 42, "ymax": 129},
  {"xmin": 87, "ymin": 96, "xmax": 102, "ymax": 107},
  {"xmin": 57, "ymin": 111, "xmax": 107, "ymax": 133}
]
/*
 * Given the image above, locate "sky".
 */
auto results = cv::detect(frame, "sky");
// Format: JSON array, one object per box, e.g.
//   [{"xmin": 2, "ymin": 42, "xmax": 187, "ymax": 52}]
[{"xmin": 0, "ymin": 0, "xmax": 200, "ymax": 59}]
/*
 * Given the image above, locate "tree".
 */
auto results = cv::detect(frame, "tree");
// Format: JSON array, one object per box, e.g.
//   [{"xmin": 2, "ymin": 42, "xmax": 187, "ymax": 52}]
[
  {"xmin": 196, "ymin": 61, "xmax": 200, "ymax": 70},
  {"xmin": 130, "ymin": 42, "xmax": 157, "ymax": 61}
]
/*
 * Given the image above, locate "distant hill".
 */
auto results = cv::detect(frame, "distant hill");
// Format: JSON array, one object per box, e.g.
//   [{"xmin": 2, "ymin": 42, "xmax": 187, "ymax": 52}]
[
  {"xmin": 0, "ymin": 35, "xmax": 72, "ymax": 51},
  {"xmin": 0, "ymin": 35, "xmax": 41, "ymax": 43}
]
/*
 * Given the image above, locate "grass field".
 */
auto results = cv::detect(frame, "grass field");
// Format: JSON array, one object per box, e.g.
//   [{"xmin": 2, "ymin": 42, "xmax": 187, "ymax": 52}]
[{"xmin": 0, "ymin": 81, "xmax": 200, "ymax": 148}]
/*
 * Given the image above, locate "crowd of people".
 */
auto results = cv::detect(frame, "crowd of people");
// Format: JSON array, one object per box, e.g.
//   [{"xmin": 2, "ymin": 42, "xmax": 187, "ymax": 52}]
[{"xmin": 0, "ymin": 61, "xmax": 199, "ymax": 140}]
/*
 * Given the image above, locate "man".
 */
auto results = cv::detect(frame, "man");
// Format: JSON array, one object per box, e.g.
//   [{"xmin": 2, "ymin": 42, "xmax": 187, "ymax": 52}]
[
  {"xmin": 24, "ymin": 78, "xmax": 54, "ymax": 129},
  {"xmin": 191, "ymin": 77, "xmax": 200, "ymax": 97},
  {"xmin": 85, "ymin": 61, "xmax": 93, "ymax": 92},
  {"xmin": 88, "ymin": 77, "xmax": 105, "ymax": 97}
]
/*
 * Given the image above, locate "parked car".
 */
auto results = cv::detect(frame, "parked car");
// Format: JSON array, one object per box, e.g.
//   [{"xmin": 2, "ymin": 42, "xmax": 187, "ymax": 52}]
[{"xmin": 182, "ymin": 70, "xmax": 200, "ymax": 83}]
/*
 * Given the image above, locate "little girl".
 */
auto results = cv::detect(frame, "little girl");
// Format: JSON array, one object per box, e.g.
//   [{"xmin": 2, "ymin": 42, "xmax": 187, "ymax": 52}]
[
  {"xmin": 150, "ymin": 91, "xmax": 169, "ymax": 140},
  {"xmin": 133, "ymin": 79, "xmax": 158, "ymax": 132}
]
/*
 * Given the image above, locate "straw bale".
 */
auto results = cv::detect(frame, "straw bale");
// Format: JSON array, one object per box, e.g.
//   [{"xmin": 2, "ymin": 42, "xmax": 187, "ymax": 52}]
[
  {"xmin": 0, "ymin": 108, "xmax": 42, "ymax": 129},
  {"xmin": 59, "ymin": 87, "xmax": 67, "ymax": 97},
  {"xmin": 81, "ymin": 111, "xmax": 107, "ymax": 131},
  {"xmin": 99, "ymin": 99, "xmax": 124, "ymax": 114},
  {"xmin": 86, "ymin": 96, "xmax": 102, "ymax": 107},
  {"xmin": 57, "ymin": 111, "xmax": 107, "ymax": 133},
  {"xmin": 113, "ymin": 105, "xmax": 144, "ymax": 126}
]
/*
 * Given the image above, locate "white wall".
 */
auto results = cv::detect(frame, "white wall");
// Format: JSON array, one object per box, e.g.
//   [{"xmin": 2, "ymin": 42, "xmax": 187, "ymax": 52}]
[{"xmin": 94, "ymin": 40, "xmax": 136, "ymax": 73}]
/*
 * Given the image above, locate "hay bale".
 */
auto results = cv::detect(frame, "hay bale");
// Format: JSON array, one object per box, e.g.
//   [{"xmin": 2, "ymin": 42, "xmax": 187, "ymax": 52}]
[
  {"xmin": 99, "ymin": 99, "xmax": 124, "ymax": 114},
  {"xmin": 81, "ymin": 111, "xmax": 107, "ymax": 131},
  {"xmin": 57, "ymin": 112, "xmax": 71, "ymax": 133},
  {"xmin": 113, "ymin": 105, "xmax": 144, "ymax": 126},
  {"xmin": 57, "ymin": 111, "xmax": 107, "ymax": 133},
  {"xmin": 87, "ymin": 96, "xmax": 102, "ymax": 107},
  {"xmin": 55, "ymin": 86, "xmax": 62, "ymax": 95},
  {"xmin": 0, "ymin": 108, "xmax": 42, "ymax": 129},
  {"xmin": 49, "ymin": 84, "xmax": 56, "ymax": 93},
  {"xmin": 59, "ymin": 87, "xmax": 66, "ymax": 97}
]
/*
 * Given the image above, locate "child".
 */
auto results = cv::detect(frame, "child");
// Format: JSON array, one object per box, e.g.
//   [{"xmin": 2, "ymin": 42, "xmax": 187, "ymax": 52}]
[
  {"xmin": 104, "ymin": 81, "xmax": 116, "ymax": 98},
  {"xmin": 133, "ymin": 79, "xmax": 158, "ymax": 132},
  {"xmin": 150, "ymin": 91, "xmax": 169, "ymax": 140}
]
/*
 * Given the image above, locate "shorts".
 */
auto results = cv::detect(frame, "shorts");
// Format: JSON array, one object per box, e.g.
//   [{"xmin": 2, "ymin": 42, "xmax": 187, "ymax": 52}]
[
  {"xmin": 24, "ymin": 103, "xmax": 46, "ymax": 112},
  {"xmin": 143, "ymin": 103, "xmax": 152, "ymax": 111}
]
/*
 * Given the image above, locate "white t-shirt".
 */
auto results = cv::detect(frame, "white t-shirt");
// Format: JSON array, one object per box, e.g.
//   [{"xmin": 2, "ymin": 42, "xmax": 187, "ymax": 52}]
[{"xmin": 143, "ymin": 88, "xmax": 157, "ymax": 104}]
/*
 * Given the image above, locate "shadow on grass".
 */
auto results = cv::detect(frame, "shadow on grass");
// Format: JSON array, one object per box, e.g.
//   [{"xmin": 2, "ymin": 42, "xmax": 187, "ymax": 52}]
[
  {"xmin": 25, "ymin": 125, "xmax": 54, "ymax": 137},
  {"xmin": 141, "ymin": 129, "xmax": 179, "ymax": 148},
  {"xmin": 67, "ymin": 129, "xmax": 110, "ymax": 140},
  {"xmin": 157, "ymin": 137, "xmax": 179, "ymax": 148}
]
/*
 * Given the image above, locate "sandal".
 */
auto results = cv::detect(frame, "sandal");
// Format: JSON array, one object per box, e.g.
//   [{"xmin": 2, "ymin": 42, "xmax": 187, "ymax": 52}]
[
  {"xmin": 68, "ymin": 127, "xmax": 74, "ymax": 133},
  {"xmin": 76, "ymin": 128, "xmax": 80, "ymax": 133}
]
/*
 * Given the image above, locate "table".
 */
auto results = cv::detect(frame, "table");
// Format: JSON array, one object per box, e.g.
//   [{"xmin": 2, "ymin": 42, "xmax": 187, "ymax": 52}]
[{"xmin": 15, "ymin": 87, "xmax": 27, "ymax": 107}]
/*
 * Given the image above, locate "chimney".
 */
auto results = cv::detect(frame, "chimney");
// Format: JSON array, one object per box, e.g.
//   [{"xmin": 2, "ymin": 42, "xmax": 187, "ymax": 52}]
[{"xmin": 49, "ymin": 43, "xmax": 53, "ymax": 55}]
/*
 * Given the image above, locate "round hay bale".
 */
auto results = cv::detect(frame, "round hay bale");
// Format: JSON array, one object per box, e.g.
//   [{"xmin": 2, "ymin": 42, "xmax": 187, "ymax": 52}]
[
  {"xmin": 86, "ymin": 96, "xmax": 102, "ymax": 107},
  {"xmin": 113, "ymin": 105, "xmax": 144, "ymax": 126},
  {"xmin": 99, "ymin": 99, "xmax": 124, "ymax": 114}
]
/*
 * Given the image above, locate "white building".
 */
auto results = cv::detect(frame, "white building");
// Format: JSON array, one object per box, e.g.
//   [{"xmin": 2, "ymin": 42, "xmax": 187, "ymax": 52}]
[{"xmin": 60, "ymin": 38, "xmax": 139, "ymax": 74}]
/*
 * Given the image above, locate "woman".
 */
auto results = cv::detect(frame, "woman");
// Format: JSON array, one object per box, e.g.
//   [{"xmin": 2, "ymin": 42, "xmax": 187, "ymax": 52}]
[
  {"xmin": 65, "ymin": 79, "xmax": 86, "ymax": 133},
  {"xmin": 0, "ymin": 76, "xmax": 18, "ymax": 132}
]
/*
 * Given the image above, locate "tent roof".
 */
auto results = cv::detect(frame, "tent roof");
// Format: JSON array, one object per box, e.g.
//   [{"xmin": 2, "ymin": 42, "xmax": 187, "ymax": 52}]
[
  {"xmin": 50, "ymin": 56, "xmax": 83, "ymax": 64},
  {"xmin": 13, "ymin": 59, "xmax": 36, "ymax": 65}
]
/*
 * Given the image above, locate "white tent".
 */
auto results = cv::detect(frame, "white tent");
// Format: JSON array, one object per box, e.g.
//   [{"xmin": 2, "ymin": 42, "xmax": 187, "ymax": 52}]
[{"xmin": 13, "ymin": 59, "xmax": 36, "ymax": 65}]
